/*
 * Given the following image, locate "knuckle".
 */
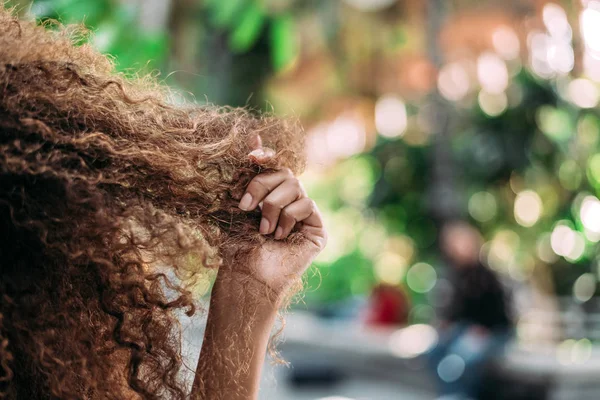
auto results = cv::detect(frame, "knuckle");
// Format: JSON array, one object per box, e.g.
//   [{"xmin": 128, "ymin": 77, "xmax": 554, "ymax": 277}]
[
  {"xmin": 280, "ymin": 208, "xmax": 294, "ymax": 221},
  {"xmin": 286, "ymin": 179, "xmax": 302, "ymax": 196},
  {"xmin": 263, "ymin": 198, "xmax": 277, "ymax": 209},
  {"xmin": 250, "ymin": 178, "xmax": 270, "ymax": 193},
  {"xmin": 281, "ymin": 167, "xmax": 293, "ymax": 176},
  {"xmin": 290, "ymin": 177, "xmax": 302, "ymax": 190},
  {"xmin": 263, "ymin": 198, "xmax": 283, "ymax": 210},
  {"xmin": 248, "ymin": 178, "xmax": 262, "ymax": 190}
]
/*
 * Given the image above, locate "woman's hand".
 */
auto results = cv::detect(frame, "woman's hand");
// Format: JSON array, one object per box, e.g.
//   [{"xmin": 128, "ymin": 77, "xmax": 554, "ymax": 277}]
[
  {"xmin": 235, "ymin": 139, "xmax": 327, "ymax": 295},
  {"xmin": 193, "ymin": 138, "xmax": 326, "ymax": 399}
]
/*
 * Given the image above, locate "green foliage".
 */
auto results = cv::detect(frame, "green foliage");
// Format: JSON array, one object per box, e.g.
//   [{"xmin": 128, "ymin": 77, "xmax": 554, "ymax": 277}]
[
  {"xmin": 34, "ymin": 0, "xmax": 111, "ymax": 26},
  {"xmin": 21, "ymin": 0, "xmax": 600, "ymax": 307},
  {"xmin": 204, "ymin": 0, "xmax": 299, "ymax": 71},
  {"xmin": 30, "ymin": 0, "xmax": 168, "ymax": 73},
  {"xmin": 305, "ymin": 253, "xmax": 375, "ymax": 304},
  {"xmin": 269, "ymin": 14, "xmax": 297, "ymax": 71},
  {"xmin": 229, "ymin": 3, "xmax": 266, "ymax": 52}
]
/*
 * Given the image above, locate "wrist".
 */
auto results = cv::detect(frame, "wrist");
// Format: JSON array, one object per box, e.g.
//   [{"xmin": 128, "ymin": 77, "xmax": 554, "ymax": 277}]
[{"xmin": 214, "ymin": 269, "xmax": 286, "ymax": 308}]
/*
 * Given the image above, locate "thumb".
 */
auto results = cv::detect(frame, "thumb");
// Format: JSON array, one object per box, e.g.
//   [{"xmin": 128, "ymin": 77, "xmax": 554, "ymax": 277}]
[
  {"xmin": 248, "ymin": 134, "xmax": 262, "ymax": 151},
  {"xmin": 247, "ymin": 134, "xmax": 276, "ymax": 165},
  {"xmin": 248, "ymin": 147, "xmax": 276, "ymax": 165}
]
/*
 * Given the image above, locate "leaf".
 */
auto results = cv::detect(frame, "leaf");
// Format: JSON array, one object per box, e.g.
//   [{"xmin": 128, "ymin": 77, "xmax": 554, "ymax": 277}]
[
  {"xmin": 229, "ymin": 3, "xmax": 266, "ymax": 53},
  {"xmin": 54, "ymin": 0, "xmax": 112, "ymax": 26},
  {"xmin": 270, "ymin": 14, "xmax": 297, "ymax": 71},
  {"xmin": 111, "ymin": 33, "xmax": 168, "ymax": 73},
  {"xmin": 210, "ymin": 0, "xmax": 248, "ymax": 28},
  {"xmin": 91, "ymin": 21, "xmax": 118, "ymax": 52}
]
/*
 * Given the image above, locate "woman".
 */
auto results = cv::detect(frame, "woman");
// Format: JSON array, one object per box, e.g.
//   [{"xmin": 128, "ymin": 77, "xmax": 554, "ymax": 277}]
[{"xmin": 0, "ymin": 8, "xmax": 326, "ymax": 399}]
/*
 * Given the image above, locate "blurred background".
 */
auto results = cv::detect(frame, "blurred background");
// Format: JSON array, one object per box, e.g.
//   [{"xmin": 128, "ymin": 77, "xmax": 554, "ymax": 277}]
[{"xmin": 8, "ymin": 0, "xmax": 600, "ymax": 398}]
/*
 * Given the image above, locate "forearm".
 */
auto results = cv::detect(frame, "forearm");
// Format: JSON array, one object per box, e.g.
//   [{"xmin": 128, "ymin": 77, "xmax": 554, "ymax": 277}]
[{"xmin": 191, "ymin": 271, "xmax": 280, "ymax": 400}]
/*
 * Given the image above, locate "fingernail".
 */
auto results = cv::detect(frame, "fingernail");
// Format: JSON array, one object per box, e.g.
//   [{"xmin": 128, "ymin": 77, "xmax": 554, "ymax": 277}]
[
  {"xmin": 249, "ymin": 149, "xmax": 265, "ymax": 158},
  {"xmin": 239, "ymin": 193, "xmax": 253, "ymax": 210},
  {"xmin": 275, "ymin": 227, "xmax": 283, "ymax": 240},
  {"xmin": 259, "ymin": 218, "xmax": 269, "ymax": 234}
]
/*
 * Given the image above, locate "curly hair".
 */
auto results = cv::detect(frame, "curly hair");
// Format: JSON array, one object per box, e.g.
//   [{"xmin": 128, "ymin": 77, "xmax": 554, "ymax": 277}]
[{"xmin": 0, "ymin": 8, "xmax": 305, "ymax": 399}]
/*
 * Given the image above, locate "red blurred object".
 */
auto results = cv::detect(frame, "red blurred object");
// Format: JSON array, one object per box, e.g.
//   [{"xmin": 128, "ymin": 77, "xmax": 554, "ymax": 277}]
[{"xmin": 365, "ymin": 284, "xmax": 410, "ymax": 326}]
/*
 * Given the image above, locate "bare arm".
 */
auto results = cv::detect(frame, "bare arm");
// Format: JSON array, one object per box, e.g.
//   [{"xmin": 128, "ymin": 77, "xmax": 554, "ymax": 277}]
[
  {"xmin": 191, "ymin": 272, "xmax": 279, "ymax": 399},
  {"xmin": 191, "ymin": 140, "xmax": 327, "ymax": 400}
]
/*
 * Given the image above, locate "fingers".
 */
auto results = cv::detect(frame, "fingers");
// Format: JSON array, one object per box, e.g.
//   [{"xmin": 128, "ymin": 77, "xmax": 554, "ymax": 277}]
[
  {"xmin": 238, "ymin": 168, "xmax": 293, "ymax": 211},
  {"xmin": 238, "ymin": 168, "xmax": 323, "ymax": 240},
  {"xmin": 275, "ymin": 197, "xmax": 316, "ymax": 239},
  {"xmin": 298, "ymin": 202, "xmax": 327, "ymax": 249},
  {"xmin": 239, "ymin": 138, "xmax": 324, "ymax": 242},
  {"xmin": 260, "ymin": 178, "xmax": 304, "ymax": 235},
  {"xmin": 276, "ymin": 197, "xmax": 326, "ymax": 247}
]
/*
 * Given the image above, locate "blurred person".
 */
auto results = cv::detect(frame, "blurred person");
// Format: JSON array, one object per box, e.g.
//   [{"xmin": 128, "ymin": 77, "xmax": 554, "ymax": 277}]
[
  {"xmin": 0, "ymin": 9, "xmax": 326, "ymax": 400},
  {"xmin": 428, "ymin": 221, "xmax": 513, "ymax": 400}
]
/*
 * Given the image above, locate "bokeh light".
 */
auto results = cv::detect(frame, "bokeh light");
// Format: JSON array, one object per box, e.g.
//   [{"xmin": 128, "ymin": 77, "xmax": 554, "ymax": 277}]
[
  {"xmin": 547, "ymin": 39, "xmax": 574, "ymax": 75},
  {"xmin": 580, "ymin": 195, "xmax": 600, "ymax": 235},
  {"xmin": 477, "ymin": 52, "xmax": 509, "ymax": 94},
  {"xmin": 556, "ymin": 337, "xmax": 593, "ymax": 365},
  {"xmin": 374, "ymin": 251, "xmax": 407, "ymax": 285},
  {"xmin": 568, "ymin": 78, "xmax": 599, "ymax": 109},
  {"xmin": 573, "ymin": 338, "xmax": 593, "ymax": 364},
  {"xmin": 485, "ymin": 230, "xmax": 520, "ymax": 271},
  {"xmin": 558, "ymin": 160, "xmax": 583, "ymax": 191},
  {"xmin": 543, "ymin": 3, "xmax": 571, "ymax": 40},
  {"xmin": 581, "ymin": 3, "xmax": 600, "ymax": 54},
  {"xmin": 536, "ymin": 233, "xmax": 559, "ymax": 263},
  {"xmin": 478, "ymin": 90, "xmax": 508, "ymax": 117},
  {"xmin": 325, "ymin": 116, "xmax": 367, "ymax": 158},
  {"xmin": 550, "ymin": 222, "xmax": 585, "ymax": 261},
  {"xmin": 375, "ymin": 95, "xmax": 407, "ymax": 138},
  {"xmin": 583, "ymin": 50, "xmax": 600, "ymax": 81},
  {"xmin": 492, "ymin": 26, "xmax": 520, "ymax": 60},
  {"xmin": 514, "ymin": 190, "xmax": 543, "ymax": 227},
  {"xmin": 438, "ymin": 62, "xmax": 470, "ymax": 101},
  {"xmin": 389, "ymin": 324, "xmax": 438, "ymax": 358},
  {"xmin": 468, "ymin": 191, "xmax": 497, "ymax": 223},
  {"xmin": 536, "ymin": 105, "xmax": 573, "ymax": 142},
  {"xmin": 437, "ymin": 354, "xmax": 465, "ymax": 383},
  {"xmin": 557, "ymin": 339, "xmax": 577, "ymax": 365},
  {"xmin": 529, "ymin": 31, "xmax": 554, "ymax": 78},
  {"xmin": 573, "ymin": 273, "xmax": 596, "ymax": 303},
  {"xmin": 578, "ymin": 114, "xmax": 600, "ymax": 149},
  {"xmin": 406, "ymin": 263, "xmax": 437, "ymax": 293},
  {"xmin": 529, "ymin": 4, "xmax": 575, "ymax": 78},
  {"xmin": 386, "ymin": 235, "xmax": 415, "ymax": 263}
]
